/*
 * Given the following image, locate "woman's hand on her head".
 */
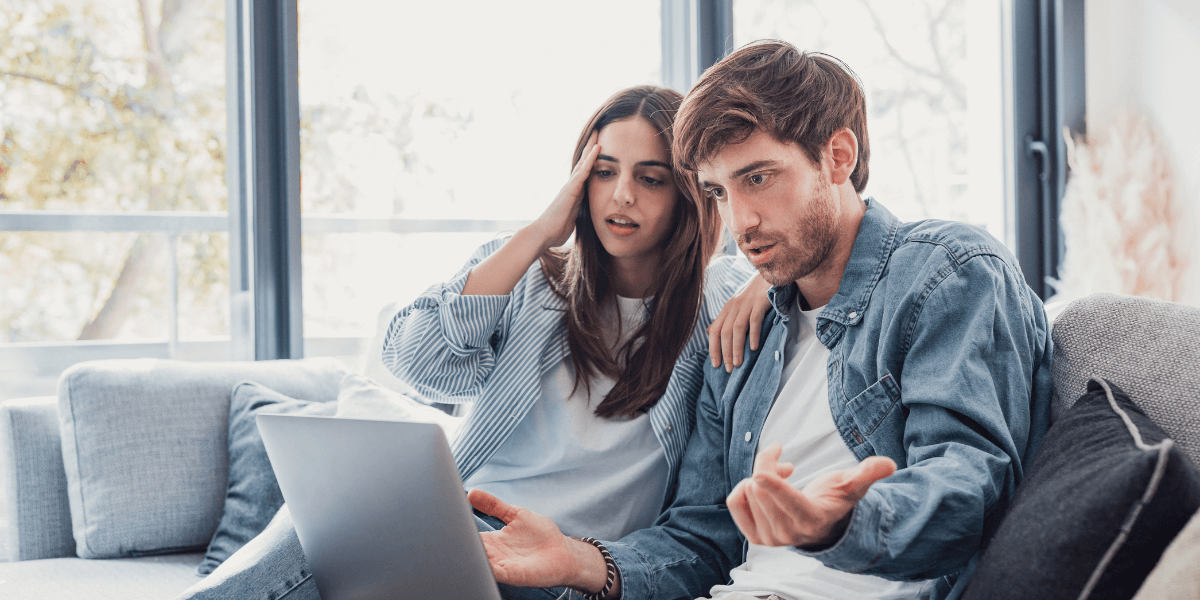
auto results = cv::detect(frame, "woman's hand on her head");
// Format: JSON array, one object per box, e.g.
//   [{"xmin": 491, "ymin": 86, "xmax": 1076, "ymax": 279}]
[
  {"xmin": 468, "ymin": 489, "xmax": 617, "ymax": 594},
  {"xmin": 527, "ymin": 132, "xmax": 602, "ymax": 251},
  {"xmin": 708, "ymin": 274, "xmax": 773, "ymax": 373},
  {"xmin": 461, "ymin": 134, "xmax": 600, "ymax": 296}
]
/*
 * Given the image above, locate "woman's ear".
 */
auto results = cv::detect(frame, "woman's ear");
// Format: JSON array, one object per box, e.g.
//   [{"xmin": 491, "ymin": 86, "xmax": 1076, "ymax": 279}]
[{"xmin": 826, "ymin": 128, "xmax": 859, "ymax": 186}]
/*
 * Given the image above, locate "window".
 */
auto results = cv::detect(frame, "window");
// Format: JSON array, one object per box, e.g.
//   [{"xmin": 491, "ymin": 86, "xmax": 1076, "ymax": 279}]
[
  {"xmin": 295, "ymin": 0, "xmax": 663, "ymax": 369},
  {"xmin": 0, "ymin": 0, "xmax": 229, "ymax": 399},
  {"xmin": 733, "ymin": 0, "xmax": 1009, "ymax": 247}
]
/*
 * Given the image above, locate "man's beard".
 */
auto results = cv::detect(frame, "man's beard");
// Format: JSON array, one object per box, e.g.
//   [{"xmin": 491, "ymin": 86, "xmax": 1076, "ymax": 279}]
[{"xmin": 739, "ymin": 179, "xmax": 838, "ymax": 287}]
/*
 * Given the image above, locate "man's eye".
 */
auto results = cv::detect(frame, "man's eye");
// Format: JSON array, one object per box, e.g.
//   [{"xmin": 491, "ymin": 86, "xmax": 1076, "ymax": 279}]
[
  {"xmin": 706, "ymin": 188, "xmax": 725, "ymax": 201},
  {"xmin": 749, "ymin": 174, "xmax": 765, "ymax": 185}
]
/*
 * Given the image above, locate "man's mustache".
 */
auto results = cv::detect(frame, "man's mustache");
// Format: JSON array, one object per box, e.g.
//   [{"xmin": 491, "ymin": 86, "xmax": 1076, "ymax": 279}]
[{"xmin": 735, "ymin": 230, "xmax": 781, "ymax": 248}]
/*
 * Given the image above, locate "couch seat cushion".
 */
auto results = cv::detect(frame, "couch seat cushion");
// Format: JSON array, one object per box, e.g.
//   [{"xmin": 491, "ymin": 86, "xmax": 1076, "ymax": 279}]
[{"xmin": 0, "ymin": 552, "xmax": 204, "ymax": 599}]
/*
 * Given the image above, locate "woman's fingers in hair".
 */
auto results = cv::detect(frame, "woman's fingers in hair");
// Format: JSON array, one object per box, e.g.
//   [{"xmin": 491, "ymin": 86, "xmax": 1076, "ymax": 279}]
[{"xmin": 571, "ymin": 132, "xmax": 601, "ymax": 179}]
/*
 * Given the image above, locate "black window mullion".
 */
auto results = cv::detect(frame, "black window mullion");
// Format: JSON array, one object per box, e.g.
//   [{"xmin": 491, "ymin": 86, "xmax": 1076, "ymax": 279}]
[
  {"xmin": 242, "ymin": 0, "xmax": 303, "ymax": 360},
  {"xmin": 1012, "ymin": 0, "xmax": 1085, "ymax": 300}
]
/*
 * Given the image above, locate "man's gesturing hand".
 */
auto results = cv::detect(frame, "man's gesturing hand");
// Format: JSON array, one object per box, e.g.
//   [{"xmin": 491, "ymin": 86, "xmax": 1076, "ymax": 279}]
[
  {"xmin": 467, "ymin": 489, "xmax": 613, "ymax": 594},
  {"xmin": 726, "ymin": 442, "xmax": 897, "ymax": 549}
]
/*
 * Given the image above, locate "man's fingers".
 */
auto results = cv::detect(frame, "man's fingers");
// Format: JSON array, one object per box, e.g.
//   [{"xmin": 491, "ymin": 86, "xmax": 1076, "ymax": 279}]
[
  {"xmin": 773, "ymin": 460, "xmax": 794, "ymax": 479},
  {"xmin": 468, "ymin": 489, "xmax": 519, "ymax": 523},
  {"xmin": 744, "ymin": 479, "xmax": 788, "ymax": 545},
  {"xmin": 726, "ymin": 480, "xmax": 761, "ymax": 545},
  {"xmin": 752, "ymin": 441, "xmax": 783, "ymax": 474},
  {"xmin": 840, "ymin": 457, "xmax": 897, "ymax": 502}
]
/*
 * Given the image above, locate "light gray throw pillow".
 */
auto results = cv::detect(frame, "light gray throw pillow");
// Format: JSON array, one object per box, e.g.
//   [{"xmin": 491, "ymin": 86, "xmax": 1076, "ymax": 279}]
[
  {"xmin": 58, "ymin": 358, "xmax": 346, "ymax": 559},
  {"xmin": 1051, "ymin": 293, "xmax": 1200, "ymax": 465}
]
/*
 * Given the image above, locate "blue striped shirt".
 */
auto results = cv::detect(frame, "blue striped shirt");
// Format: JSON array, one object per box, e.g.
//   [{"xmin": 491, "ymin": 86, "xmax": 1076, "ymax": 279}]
[{"xmin": 381, "ymin": 237, "xmax": 756, "ymax": 503}]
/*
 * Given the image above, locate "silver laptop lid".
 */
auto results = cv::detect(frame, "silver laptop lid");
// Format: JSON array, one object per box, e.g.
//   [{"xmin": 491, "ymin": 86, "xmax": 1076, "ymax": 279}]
[{"xmin": 256, "ymin": 414, "xmax": 502, "ymax": 600}]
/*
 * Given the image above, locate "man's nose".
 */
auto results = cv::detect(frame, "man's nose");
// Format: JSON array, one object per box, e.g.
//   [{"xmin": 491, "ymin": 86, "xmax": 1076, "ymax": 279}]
[{"xmin": 724, "ymin": 193, "xmax": 759, "ymax": 236}]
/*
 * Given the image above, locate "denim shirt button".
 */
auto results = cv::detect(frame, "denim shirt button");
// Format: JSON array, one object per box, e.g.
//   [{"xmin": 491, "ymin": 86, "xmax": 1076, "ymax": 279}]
[
  {"xmin": 745, "ymin": 431, "xmax": 752, "ymax": 442},
  {"xmin": 849, "ymin": 310, "xmax": 858, "ymax": 319},
  {"xmin": 774, "ymin": 351, "xmax": 780, "ymax": 361}
]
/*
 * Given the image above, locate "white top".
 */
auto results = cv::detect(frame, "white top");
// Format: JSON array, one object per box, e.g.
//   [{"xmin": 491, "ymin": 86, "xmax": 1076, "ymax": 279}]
[
  {"xmin": 709, "ymin": 299, "xmax": 931, "ymax": 600},
  {"xmin": 464, "ymin": 296, "xmax": 669, "ymax": 541}
]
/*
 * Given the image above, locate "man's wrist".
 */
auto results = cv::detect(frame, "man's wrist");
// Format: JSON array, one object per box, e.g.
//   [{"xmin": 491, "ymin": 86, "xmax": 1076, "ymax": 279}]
[
  {"xmin": 566, "ymin": 537, "xmax": 620, "ymax": 598},
  {"xmin": 565, "ymin": 537, "xmax": 607, "ymax": 591},
  {"xmin": 798, "ymin": 507, "xmax": 855, "ymax": 552}
]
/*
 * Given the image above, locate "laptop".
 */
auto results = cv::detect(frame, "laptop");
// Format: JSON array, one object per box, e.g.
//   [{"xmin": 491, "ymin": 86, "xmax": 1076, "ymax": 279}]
[{"xmin": 256, "ymin": 414, "xmax": 503, "ymax": 600}]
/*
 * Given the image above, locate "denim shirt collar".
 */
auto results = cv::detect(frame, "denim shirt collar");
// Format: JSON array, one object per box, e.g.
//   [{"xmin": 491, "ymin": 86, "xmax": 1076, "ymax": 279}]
[{"xmin": 765, "ymin": 197, "xmax": 899, "ymax": 348}]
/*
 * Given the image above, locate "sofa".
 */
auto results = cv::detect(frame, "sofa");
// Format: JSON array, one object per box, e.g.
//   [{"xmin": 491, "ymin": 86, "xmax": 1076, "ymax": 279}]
[{"xmin": 1, "ymin": 292, "xmax": 1198, "ymax": 599}]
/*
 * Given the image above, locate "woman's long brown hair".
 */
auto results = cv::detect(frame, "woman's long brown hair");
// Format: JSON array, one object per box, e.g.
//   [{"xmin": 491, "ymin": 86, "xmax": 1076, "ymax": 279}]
[{"xmin": 538, "ymin": 86, "xmax": 723, "ymax": 419}]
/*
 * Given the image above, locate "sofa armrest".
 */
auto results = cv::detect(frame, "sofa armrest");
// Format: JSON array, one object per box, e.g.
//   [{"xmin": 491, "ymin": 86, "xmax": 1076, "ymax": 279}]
[{"xmin": 1, "ymin": 397, "xmax": 75, "ymax": 561}]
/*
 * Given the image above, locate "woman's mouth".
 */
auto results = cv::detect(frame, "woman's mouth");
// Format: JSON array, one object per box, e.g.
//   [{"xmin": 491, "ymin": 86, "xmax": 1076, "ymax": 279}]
[{"xmin": 606, "ymin": 218, "xmax": 639, "ymax": 236}]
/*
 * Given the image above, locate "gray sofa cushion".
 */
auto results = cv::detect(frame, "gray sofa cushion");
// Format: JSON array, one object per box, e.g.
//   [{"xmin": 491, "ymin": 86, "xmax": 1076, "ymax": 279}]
[
  {"xmin": 200, "ymin": 382, "xmax": 337, "ymax": 574},
  {"xmin": 0, "ymin": 397, "xmax": 75, "ymax": 561},
  {"xmin": 1051, "ymin": 293, "xmax": 1200, "ymax": 465},
  {"xmin": 58, "ymin": 358, "xmax": 347, "ymax": 560},
  {"xmin": 0, "ymin": 552, "xmax": 204, "ymax": 598}
]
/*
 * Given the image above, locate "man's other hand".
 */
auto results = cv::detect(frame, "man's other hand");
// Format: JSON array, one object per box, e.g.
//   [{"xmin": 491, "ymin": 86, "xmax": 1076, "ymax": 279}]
[
  {"xmin": 467, "ymin": 489, "xmax": 613, "ymax": 594},
  {"xmin": 726, "ymin": 442, "xmax": 896, "ymax": 549}
]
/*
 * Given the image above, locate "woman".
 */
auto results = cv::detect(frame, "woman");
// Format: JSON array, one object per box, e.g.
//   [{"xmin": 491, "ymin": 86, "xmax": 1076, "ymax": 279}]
[{"xmin": 180, "ymin": 85, "xmax": 768, "ymax": 600}]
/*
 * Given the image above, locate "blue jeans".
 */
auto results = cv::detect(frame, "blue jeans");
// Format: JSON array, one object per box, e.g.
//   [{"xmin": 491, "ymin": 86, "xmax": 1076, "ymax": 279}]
[{"xmin": 176, "ymin": 505, "xmax": 569, "ymax": 600}]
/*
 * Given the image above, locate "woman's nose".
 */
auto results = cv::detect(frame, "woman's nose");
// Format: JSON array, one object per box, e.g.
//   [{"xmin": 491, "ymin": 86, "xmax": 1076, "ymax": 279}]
[{"xmin": 615, "ymin": 176, "xmax": 635, "ymax": 206}]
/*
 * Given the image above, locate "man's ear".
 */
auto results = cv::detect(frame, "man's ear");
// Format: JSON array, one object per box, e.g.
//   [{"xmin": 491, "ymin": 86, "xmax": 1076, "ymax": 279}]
[{"xmin": 825, "ymin": 128, "xmax": 858, "ymax": 186}]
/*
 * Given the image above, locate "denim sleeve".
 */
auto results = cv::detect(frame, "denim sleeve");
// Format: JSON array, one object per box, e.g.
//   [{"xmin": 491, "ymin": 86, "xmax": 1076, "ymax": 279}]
[
  {"xmin": 380, "ymin": 238, "xmax": 516, "ymax": 403},
  {"xmin": 796, "ymin": 254, "xmax": 1050, "ymax": 581},
  {"xmin": 604, "ymin": 364, "xmax": 744, "ymax": 600}
]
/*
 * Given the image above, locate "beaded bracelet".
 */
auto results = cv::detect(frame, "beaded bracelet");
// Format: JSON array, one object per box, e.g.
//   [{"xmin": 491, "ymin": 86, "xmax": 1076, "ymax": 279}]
[{"xmin": 578, "ymin": 537, "xmax": 617, "ymax": 600}]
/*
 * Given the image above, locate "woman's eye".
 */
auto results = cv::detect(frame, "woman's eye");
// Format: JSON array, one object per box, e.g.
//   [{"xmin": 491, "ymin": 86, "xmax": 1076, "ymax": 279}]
[
  {"xmin": 593, "ymin": 169, "xmax": 614, "ymax": 178},
  {"xmin": 706, "ymin": 187, "xmax": 725, "ymax": 201},
  {"xmin": 641, "ymin": 176, "xmax": 664, "ymax": 187},
  {"xmin": 749, "ymin": 174, "xmax": 765, "ymax": 185}
]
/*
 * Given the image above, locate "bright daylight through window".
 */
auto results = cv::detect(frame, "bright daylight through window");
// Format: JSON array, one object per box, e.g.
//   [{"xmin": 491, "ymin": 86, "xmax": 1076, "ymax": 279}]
[{"xmin": 0, "ymin": 0, "xmax": 1005, "ymax": 394}]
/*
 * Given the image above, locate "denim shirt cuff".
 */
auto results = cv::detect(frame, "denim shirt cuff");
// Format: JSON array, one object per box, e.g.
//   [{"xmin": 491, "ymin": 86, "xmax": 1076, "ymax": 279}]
[
  {"xmin": 433, "ymin": 268, "xmax": 510, "ymax": 353},
  {"xmin": 790, "ymin": 487, "xmax": 894, "ymax": 572},
  {"xmin": 605, "ymin": 540, "xmax": 654, "ymax": 600}
]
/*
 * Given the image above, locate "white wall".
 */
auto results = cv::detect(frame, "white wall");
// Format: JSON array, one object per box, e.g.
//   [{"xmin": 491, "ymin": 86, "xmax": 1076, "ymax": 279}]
[{"xmin": 1086, "ymin": 0, "xmax": 1200, "ymax": 305}]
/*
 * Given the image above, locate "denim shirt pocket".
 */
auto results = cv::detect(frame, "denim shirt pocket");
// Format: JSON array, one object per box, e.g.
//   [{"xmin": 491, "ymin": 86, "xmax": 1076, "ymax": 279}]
[{"xmin": 845, "ymin": 373, "xmax": 901, "ymax": 436}]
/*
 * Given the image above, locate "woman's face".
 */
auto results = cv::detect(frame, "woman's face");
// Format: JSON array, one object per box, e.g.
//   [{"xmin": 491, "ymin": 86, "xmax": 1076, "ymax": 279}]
[{"xmin": 587, "ymin": 117, "xmax": 678, "ymax": 271}]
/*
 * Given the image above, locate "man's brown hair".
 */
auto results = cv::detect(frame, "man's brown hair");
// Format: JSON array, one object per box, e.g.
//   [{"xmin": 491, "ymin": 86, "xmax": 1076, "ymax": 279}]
[{"xmin": 674, "ymin": 40, "xmax": 870, "ymax": 195}]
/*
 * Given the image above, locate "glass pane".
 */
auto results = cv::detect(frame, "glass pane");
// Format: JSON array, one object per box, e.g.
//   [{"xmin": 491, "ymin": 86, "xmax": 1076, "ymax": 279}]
[
  {"xmin": 178, "ymin": 231, "xmax": 230, "ymax": 340},
  {"xmin": 0, "ymin": 0, "xmax": 227, "ymax": 213},
  {"xmin": 297, "ymin": 0, "xmax": 662, "ymax": 367},
  {"xmin": 297, "ymin": 0, "xmax": 661, "ymax": 220},
  {"xmin": 0, "ymin": 232, "xmax": 170, "ymax": 342},
  {"xmin": 0, "ymin": 0, "xmax": 228, "ymax": 401},
  {"xmin": 733, "ymin": 0, "xmax": 1008, "ymax": 246}
]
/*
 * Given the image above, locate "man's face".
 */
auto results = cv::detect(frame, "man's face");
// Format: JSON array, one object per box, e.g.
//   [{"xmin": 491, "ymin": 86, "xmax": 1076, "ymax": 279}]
[{"xmin": 696, "ymin": 130, "xmax": 838, "ymax": 287}]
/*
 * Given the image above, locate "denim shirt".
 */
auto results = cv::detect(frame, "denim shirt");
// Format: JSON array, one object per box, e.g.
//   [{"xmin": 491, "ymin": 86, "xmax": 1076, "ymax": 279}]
[{"xmin": 604, "ymin": 199, "xmax": 1053, "ymax": 600}]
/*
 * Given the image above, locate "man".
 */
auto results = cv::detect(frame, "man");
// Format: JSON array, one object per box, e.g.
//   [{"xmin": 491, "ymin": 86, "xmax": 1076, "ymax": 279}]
[{"xmin": 469, "ymin": 41, "xmax": 1053, "ymax": 600}]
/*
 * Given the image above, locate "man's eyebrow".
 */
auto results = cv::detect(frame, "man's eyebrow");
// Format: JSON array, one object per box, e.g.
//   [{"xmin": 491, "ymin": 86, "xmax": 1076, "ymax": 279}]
[
  {"xmin": 731, "ymin": 160, "xmax": 779, "ymax": 179},
  {"xmin": 698, "ymin": 159, "xmax": 779, "ymax": 189},
  {"xmin": 596, "ymin": 155, "xmax": 671, "ymax": 170}
]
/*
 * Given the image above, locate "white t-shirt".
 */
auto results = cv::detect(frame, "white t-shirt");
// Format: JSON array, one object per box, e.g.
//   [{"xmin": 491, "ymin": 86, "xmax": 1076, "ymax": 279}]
[
  {"xmin": 708, "ymin": 299, "xmax": 931, "ymax": 600},
  {"xmin": 464, "ymin": 296, "xmax": 669, "ymax": 541}
]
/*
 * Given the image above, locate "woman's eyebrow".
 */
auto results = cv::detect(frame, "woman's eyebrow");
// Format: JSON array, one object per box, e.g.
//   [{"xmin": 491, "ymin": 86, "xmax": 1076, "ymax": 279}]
[{"xmin": 595, "ymin": 155, "xmax": 671, "ymax": 170}]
